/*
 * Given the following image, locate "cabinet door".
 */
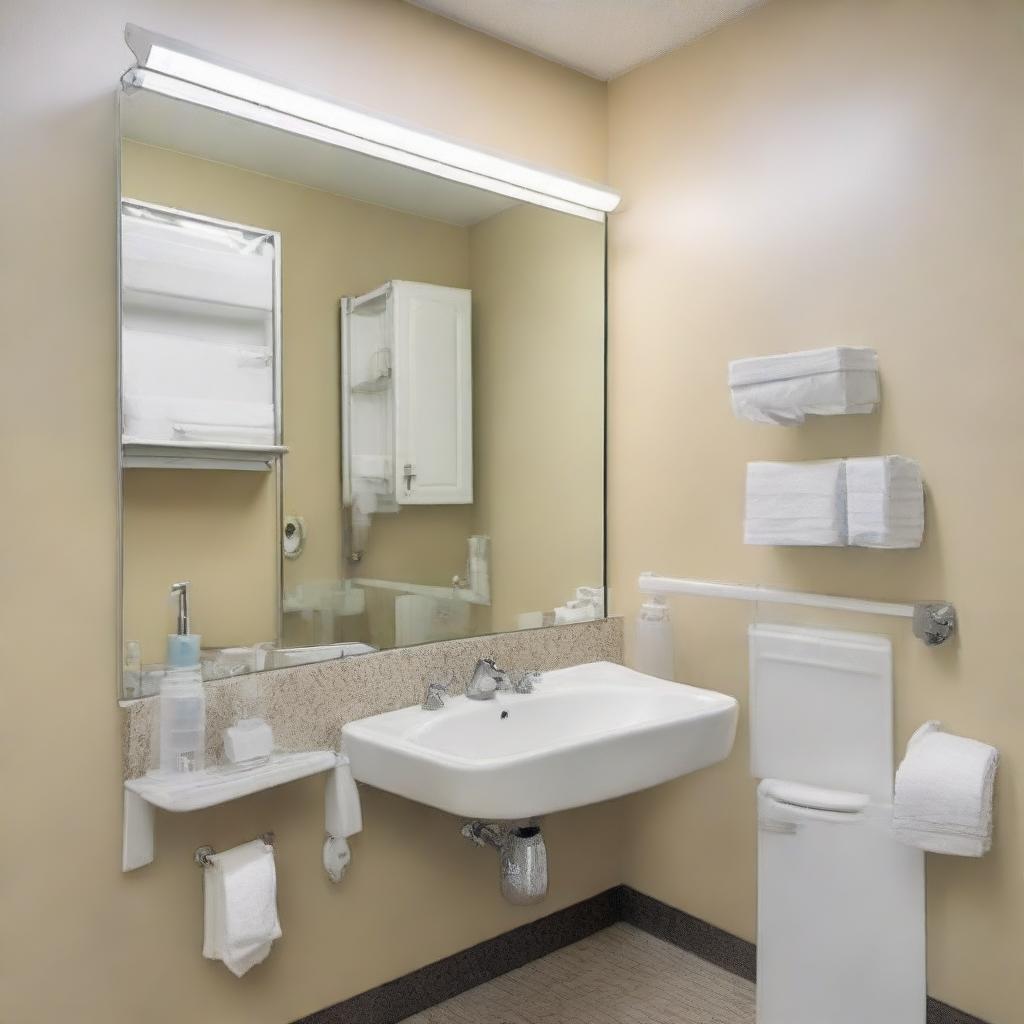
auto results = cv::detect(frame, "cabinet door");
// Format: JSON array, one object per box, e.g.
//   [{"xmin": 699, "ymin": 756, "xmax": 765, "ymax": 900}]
[{"xmin": 393, "ymin": 281, "xmax": 473, "ymax": 505}]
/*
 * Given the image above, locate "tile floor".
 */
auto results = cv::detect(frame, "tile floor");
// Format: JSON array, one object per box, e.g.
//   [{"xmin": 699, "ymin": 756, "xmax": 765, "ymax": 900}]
[{"xmin": 400, "ymin": 923, "xmax": 755, "ymax": 1023}]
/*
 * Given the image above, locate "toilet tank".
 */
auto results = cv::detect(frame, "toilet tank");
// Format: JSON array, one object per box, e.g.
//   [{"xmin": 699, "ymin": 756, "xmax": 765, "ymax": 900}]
[{"xmin": 748, "ymin": 624, "xmax": 893, "ymax": 802}]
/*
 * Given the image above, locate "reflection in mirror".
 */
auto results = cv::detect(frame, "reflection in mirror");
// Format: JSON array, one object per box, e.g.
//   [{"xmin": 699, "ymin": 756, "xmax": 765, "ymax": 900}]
[{"xmin": 118, "ymin": 77, "xmax": 606, "ymax": 698}]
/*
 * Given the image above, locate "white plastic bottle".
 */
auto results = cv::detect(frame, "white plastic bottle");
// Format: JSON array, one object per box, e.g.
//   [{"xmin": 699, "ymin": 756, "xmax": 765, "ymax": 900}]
[
  {"xmin": 634, "ymin": 597, "xmax": 675, "ymax": 680},
  {"xmin": 159, "ymin": 666, "xmax": 206, "ymax": 774}
]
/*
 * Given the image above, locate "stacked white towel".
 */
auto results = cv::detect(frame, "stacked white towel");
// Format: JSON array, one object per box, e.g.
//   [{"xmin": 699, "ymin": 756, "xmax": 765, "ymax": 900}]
[
  {"xmin": 893, "ymin": 721, "xmax": 998, "ymax": 857},
  {"xmin": 745, "ymin": 460, "xmax": 847, "ymax": 546},
  {"xmin": 846, "ymin": 456, "xmax": 924, "ymax": 548},
  {"xmin": 729, "ymin": 346, "xmax": 879, "ymax": 426},
  {"xmin": 203, "ymin": 838, "xmax": 282, "ymax": 977}
]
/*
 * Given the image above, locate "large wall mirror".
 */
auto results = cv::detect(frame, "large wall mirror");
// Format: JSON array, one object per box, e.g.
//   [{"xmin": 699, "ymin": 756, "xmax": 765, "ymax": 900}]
[{"xmin": 117, "ymin": 30, "xmax": 608, "ymax": 697}]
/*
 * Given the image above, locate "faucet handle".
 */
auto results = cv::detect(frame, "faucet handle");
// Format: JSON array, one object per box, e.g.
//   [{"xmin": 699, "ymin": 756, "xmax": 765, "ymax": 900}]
[
  {"xmin": 513, "ymin": 671, "xmax": 540, "ymax": 694},
  {"xmin": 421, "ymin": 673, "xmax": 450, "ymax": 710},
  {"xmin": 488, "ymin": 659, "xmax": 514, "ymax": 692}
]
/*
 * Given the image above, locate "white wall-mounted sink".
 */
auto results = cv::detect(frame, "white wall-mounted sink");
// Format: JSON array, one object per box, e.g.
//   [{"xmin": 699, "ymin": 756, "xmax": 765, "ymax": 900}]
[{"xmin": 342, "ymin": 661, "xmax": 738, "ymax": 819}]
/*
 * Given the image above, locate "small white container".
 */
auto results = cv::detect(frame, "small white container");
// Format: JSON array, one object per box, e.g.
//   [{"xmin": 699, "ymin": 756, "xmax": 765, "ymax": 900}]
[
  {"xmin": 634, "ymin": 597, "xmax": 675, "ymax": 680},
  {"xmin": 159, "ymin": 667, "xmax": 206, "ymax": 774},
  {"xmin": 224, "ymin": 718, "xmax": 275, "ymax": 765}
]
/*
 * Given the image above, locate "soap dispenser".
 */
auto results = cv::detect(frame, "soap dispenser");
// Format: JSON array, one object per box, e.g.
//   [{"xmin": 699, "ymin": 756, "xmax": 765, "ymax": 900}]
[
  {"xmin": 167, "ymin": 581, "xmax": 201, "ymax": 667},
  {"xmin": 633, "ymin": 596, "xmax": 675, "ymax": 680}
]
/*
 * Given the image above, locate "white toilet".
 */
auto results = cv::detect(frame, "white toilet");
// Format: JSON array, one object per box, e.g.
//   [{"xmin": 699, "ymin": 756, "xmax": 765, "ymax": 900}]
[{"xmin": 749, "ymin": 624, "xmax": 925, "ymax": 1024}]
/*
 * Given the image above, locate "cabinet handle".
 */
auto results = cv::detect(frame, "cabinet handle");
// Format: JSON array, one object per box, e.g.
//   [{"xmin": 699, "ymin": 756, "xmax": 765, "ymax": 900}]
[{"xmin": 404, "ymin": 463, "xmax": 416, "ymax": 494}]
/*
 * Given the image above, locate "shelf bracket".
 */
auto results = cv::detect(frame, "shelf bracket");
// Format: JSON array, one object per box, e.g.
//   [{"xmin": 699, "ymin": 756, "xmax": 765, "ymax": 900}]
[{"xmin": 122, "ymin": 788, "xmax": 155, "ymax": 871}]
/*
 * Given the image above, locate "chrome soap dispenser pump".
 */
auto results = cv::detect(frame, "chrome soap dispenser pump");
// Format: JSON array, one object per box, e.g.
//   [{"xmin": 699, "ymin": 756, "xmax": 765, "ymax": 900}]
[{"xmin": 167, "ymin": 580, "xmax": 201, "ymax": 668}]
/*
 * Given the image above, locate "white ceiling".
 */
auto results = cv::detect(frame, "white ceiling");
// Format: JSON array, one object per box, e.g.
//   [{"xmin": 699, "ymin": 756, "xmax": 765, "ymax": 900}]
[{"xmin": 405, "ymin": 0, "xmax": 767, "ymax": 80}]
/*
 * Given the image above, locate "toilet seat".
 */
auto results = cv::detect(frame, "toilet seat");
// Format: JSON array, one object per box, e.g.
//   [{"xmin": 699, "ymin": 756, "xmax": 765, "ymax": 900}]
[{"xmin": 760, "ymin": 779, "xmax": 870, "ymax": 814}]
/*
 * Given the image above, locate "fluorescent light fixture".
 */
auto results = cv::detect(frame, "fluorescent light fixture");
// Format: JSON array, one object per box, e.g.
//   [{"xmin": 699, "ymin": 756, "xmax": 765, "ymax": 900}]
[{"xmin": 123, "ymin": 24, "xmax": 620, "ymax": 221}]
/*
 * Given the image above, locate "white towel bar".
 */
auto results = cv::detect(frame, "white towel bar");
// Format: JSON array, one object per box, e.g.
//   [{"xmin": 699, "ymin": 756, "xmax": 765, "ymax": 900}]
[{"xmin": 638, "ymin": 573, "xmax": 956, "ymax": 647}]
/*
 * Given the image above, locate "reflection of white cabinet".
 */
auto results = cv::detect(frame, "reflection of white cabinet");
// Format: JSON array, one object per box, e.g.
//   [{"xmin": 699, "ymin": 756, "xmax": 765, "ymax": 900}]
[
  {"xmin": 394, "ymin": 282, "xmax": 473, "ymax": 504},
  {"xmin": 342, "ymin": 280, "xmax": 472, "ymax": 508}
]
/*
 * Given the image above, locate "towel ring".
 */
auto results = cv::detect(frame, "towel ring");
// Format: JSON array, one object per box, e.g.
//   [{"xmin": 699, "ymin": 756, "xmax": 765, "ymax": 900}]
[{"xmin": 194, "ymin": 831, "xmax": 275, "ymax": 868}]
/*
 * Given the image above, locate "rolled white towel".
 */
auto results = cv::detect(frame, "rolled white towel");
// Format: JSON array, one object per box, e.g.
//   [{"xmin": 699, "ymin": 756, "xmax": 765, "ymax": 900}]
[{"xmin": 892, "ymin": 721, "xmax": 998, "ymax": 857}]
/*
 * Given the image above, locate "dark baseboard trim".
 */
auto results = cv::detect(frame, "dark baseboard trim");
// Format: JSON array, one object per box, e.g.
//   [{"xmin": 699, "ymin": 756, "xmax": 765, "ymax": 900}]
[
  {"xmin": 925, "ymin": 999, "xmax": 992, "ymax": 1024},
  {"xmin": 294, "ymin": 884, "xmax": 991, "ymax": 1024},
  {"xmin": 293, "ymin": 887, "xmax": 621, "ymax": 1024},
  {"xmin": 619, "ymin": 886, "xmax": 757, "ymax": 983}
]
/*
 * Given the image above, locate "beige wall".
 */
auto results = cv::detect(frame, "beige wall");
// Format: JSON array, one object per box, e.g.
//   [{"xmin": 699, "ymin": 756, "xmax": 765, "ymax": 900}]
[
  {"xmin": 123, "ymin": 468, "xmax": 278, "ymax": 657},
  {"xmin": 121, "ymin": 140, "xmax": 474, "ymax": 658},
  {"xmin": 469, "ymin": 204, "xmax": 605, "ymax": 630},
  {"xmin": 9, "ymin": 0, "xmax": 1021, "ymax": 1021},
  {"xmin": 607, "ymin": 2, "xmax": 1024, "ymax": 1020},
  {"xmin": 2, "ymin": 2, "xmax": 611, "ymax": 1022}
]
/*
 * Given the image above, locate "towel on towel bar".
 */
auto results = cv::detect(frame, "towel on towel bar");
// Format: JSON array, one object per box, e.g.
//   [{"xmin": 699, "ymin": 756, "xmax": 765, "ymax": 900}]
[
  {"xmin": 893, "ymin": 721, "xmax": 998, "ymax": 857},
  {"xmin": 203, "ymin": 838, "xmax": 282, "ymax": 976}
]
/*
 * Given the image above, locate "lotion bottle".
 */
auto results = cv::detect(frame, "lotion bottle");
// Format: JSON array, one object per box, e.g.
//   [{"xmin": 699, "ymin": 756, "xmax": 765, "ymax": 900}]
[{"xmin": 167, "ymin": 580, "xmax": 201, "ymax": 667}]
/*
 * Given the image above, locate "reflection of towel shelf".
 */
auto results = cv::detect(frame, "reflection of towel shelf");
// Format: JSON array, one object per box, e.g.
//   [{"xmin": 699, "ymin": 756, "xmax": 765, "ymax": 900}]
[
  {"xmin": 122, "ymin": 439, "xmax": 288, "ymax": 472},
  {"xmin": 350, "ymin": 376, "xmax": 392, "ymax": 395}
]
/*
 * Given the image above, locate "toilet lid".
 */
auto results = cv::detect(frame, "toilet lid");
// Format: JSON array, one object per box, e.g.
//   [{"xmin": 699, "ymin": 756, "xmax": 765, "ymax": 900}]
[{"xmin": 760, "ymin": 779, "xmax": 870, "ymax": 814}]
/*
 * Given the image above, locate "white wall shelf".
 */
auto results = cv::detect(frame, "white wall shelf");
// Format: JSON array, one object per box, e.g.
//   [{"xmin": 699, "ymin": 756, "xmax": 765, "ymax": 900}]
[
  {"xmin": 122, "ymin": 440, "xmax": 288, "ymax": 471},
  {"xmin": 122, "ymin": 750, "xmax": 336, "ymax": 870}
]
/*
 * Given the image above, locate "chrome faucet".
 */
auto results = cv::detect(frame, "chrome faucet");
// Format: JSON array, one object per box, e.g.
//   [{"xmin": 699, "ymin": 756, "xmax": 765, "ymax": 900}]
[{"xmin": 466, "ymin": 657, "xmax": 510, "ymax": 700}]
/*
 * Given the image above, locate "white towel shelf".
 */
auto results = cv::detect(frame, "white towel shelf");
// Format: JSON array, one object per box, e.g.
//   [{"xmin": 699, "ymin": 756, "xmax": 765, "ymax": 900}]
[
  {"xmin": 122, "ymin": 750, "xmax": 337, "ymax": 871},
  {"xmin": 122, "ymin": 439, "xmax": 288, "ymax": 471},
  {"xmin": 639, "ymin": 573, "xmax": 956, "ymax": 647}
]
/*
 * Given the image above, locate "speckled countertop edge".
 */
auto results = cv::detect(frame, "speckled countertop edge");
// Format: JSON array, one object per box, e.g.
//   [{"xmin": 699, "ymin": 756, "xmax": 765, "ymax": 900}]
[{"xmin": 121, "ymin": 618, "xmax": 624, "ymax": 780}]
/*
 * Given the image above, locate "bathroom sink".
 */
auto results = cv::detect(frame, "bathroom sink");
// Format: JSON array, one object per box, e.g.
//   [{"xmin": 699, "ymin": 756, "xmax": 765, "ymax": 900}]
[{"xmin": 341, "ymin": 661, "xmax": 738, "ymax": 819}]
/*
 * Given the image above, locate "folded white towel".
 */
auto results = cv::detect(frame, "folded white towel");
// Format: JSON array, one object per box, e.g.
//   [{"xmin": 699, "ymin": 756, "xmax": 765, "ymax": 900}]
[
  {"xmin": 171, "ymin": 422, "xmax": 274, "ymax": 445},
  {"xmin": 123, "ymin": 395, "xmax": 275, "ymax": 445},
  {"xmin": 744, "ymin": 525, "xmax": 847, "ymax": 546},
  {"xmin": 203, "ymin": 838, "xmax": 282, "ymax": 977},
  {"xmin": 892, "ymin": 721, "xmax": 998, "ymax": 857},
  {"xmin": 729, "ymin": 347, "xmax": 879, "ymax": 426},
  {"xmin": 846, "ymin": 456, "xmax": 924, "ymax": 549},
  {"xmin": 745, "ymin": 460, "xmax": 847, "ymax": 546},
  {"xmin": 746, "ymin": 459, "xmax": 848, "ymax": 495},
  {"xmin": 745, "ymin": 494, "xmax": 845, "ymax": 518}
]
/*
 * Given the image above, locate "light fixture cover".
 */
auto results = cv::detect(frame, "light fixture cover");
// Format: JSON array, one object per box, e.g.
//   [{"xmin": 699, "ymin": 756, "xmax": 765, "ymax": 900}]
[{"xmin": 123, "ymin": 24, "xmax": 620, "ymax": 219}]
